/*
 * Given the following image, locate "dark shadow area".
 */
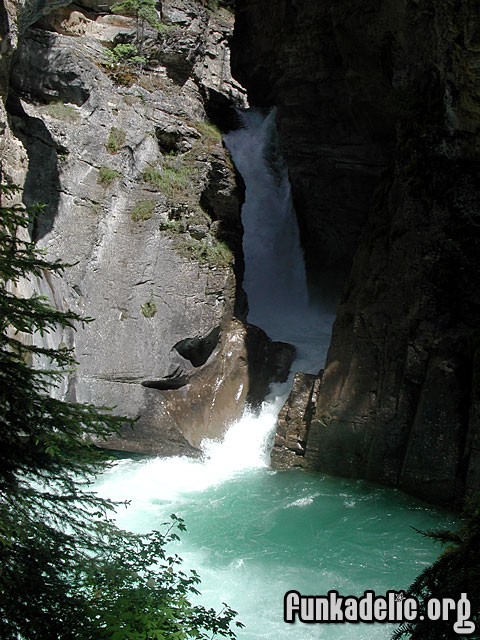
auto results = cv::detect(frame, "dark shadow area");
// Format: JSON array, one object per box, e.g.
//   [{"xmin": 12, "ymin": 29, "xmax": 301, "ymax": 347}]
[
  {"xmin": 173, "ymin": 326, "xmax": 221, "ymax": 368},
  {"xmin": 154, "ymin": 127, "xmax": 184, "ymax": 154},
  {"xmin": 307, "ymin": 264, "xmax": 350, "ymax": 314},
  {"xmin": 199, "ymin": 149, "xmax": 246, "ymax": 319},
  {"xmin": 152, "ymin": 27, "xmax": 200, "ymax": 86},
  {"xmin": 5, "ymin": 92, "xmax": 61, "ymax": 241},
  {"xmin": 142, "ymin": 366, "xmax": 190, "ymax": 390},
  {"xmin": 0, "ymin": 1, "xmax": 9, "ymax": 97},
  {"xmin": 10, "ymin": 27, "xmax": 91, "ymax": 106},
  {"xmin": 201, "ymin": 86, "xmax": 243, "ymax": 133},
  {"xmin": 96, "ymin": 447, "xmax": 152, "ymax": 461},
  {"xmin": 244, "ymin": 324, "xmax": 295, "ymax": 408},
  {"xmin": 196, "ymin": 96, "xmax": 248, "ymax": 319}
]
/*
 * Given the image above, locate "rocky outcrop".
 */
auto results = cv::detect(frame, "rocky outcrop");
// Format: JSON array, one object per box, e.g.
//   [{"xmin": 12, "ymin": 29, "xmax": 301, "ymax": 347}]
[
  {"xmin": 1, "ymin": 0, "xmax": 296, "ymax": 456},
  {"xmin": 233, "ymin": 0, "xmax": 480, "ymax": 506},
  {"xmin": 96, "ymin": 319, "xmax": 294, "ymax": 455},
  {"xmin": 270, "ymin": 371, "xmax": 321, "ymax": 469}
]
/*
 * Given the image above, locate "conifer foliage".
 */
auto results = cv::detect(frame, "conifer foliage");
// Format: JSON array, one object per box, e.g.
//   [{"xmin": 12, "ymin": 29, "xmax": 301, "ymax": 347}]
[
  {"xmin": 0, "ymin": 183, "xmax": 241, "ymax": 639},
  {"xmin": 392, "ymin": 499, "xmax": 480, "ymax": 640}
]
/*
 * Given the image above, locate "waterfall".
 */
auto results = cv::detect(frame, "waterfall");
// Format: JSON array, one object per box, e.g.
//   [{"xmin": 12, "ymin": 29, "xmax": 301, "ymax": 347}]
[
  {"xmin": 100, "ymin": 108, "xmax": 334, "ymax": 498},
  {"xmin": 97, "ymin": 401, "xmax": 282, "ymax": 508},
  {"xmin": 94, "ymin": 110, "xmax": 452, "ymax": 640},
  {"xmin": 224, "ymin": 109, "xmax": 335, "ymax": 375}
]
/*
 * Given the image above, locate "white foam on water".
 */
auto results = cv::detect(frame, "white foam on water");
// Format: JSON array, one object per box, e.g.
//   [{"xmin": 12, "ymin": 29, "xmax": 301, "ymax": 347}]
[
  {"xmin": 96, "ymin": 383, "xmax": 290, "ymax": 509},
  {"xmin": 285, "ymin": 493, "xmax": 320, "ymax": 509}
]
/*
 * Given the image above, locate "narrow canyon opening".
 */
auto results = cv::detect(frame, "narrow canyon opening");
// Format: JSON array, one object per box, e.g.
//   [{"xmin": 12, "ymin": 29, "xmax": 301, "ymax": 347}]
[
  {"xmin": 4, "ymin": 0, "xmax": 474, "ymax": 636},
  {"xmin": 223, "ymin": 107, "xmax": 336, "ymax": 377}
]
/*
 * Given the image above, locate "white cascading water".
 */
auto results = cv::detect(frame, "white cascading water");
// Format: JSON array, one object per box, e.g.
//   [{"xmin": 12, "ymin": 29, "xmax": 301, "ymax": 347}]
[
  {"xmin": 98, "ymin": 399, "xmax": 283, "ymax": 510},
  {"xmin": 98, "ymin": 105, "xmax": 335, "ymax": 563},
  {"xmin": 94, "ymin": 110, "xmax": 450, "ymax": 640},
  {"xmin": 100, "ymin": 108, "xmax": 329, "ymax": 504},
  {"xmin": 224, "ymin": 109, "xmax": 334, "ymax": 375}
]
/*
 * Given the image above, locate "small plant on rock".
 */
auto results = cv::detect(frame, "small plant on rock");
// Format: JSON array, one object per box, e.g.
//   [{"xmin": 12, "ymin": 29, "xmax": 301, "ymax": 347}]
[
  {"xmin": 174, "ymin": 236, "xmax": 233, "ymax": 267},
  {"xmin": 159, "ymin": 218, "xmax": 185, "ymax": 233},
  {"xmin": 42, "ymin": 101, "xmax": 80, "ymax": 121},
  {"xmin": 143, "ymin": 165, "xmax": 163, "ymax": 187},
  {"xmin": 106, "ymin": 127, "xmax": 126, "ymax": 154},
  {"xmin": 194, "ymin": 120, "xmax": 222, "ymax": 148},
  {"xmin": 131, "ymin": 199, "xmax": 156, "ymax": 222},
  {"xmin": 97, "ymin": 166, "xmax": 122, "ymax": 185},
  {"xmin": 143, "ymin": 162, "xmax": 192, "ymax": 200},
  {"xmin": 141, "ymin": 293, "xmax": 157, "ymax": 317}
]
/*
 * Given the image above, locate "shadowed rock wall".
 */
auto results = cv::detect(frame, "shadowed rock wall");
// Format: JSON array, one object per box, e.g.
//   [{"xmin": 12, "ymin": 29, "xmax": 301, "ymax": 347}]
[
  {"xmin": 233, "ymin": 0, "xmax": 480, "ymax": 506},
  {"xmin": 232, "ymin": 0, "xmax": 400, "ymax": 273}
]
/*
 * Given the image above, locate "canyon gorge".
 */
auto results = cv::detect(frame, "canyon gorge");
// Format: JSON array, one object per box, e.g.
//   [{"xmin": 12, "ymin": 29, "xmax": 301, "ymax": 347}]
[{"xmin": 1, "ymin": 0, "xmax": 480, "ymax": 511}]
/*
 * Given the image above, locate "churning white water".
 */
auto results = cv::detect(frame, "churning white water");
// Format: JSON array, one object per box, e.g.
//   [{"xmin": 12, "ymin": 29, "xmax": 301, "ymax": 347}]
[
  {"xmin": 96, "ymin": 427, "xmax": 452, "ymax": 640},
  {"xmin": 95, "ymin": 109, "xmax": 453, "ymax": 640}
]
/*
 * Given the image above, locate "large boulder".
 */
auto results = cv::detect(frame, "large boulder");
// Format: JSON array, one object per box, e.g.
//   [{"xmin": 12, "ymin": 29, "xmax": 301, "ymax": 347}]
[{"xmin": 99, "ymin": 318, "xmax": 295, "ymax": 454}]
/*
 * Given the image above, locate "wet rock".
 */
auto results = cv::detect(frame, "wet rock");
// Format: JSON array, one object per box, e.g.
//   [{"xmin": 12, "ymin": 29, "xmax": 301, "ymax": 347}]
[
  {"xmin": 98, "ymin": 318, "xmax": 295, "ymax": 454},
  {"xmin": 244, "ymin": 324, "xmax": 295, "ymax": 406},
  {"xmin": 270, "ymin": 371, "xmax": 322, "ymax": 469}
]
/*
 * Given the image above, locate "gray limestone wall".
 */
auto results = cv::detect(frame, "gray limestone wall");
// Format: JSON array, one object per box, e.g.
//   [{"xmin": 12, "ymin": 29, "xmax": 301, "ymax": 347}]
[{"xmin": 1, "ymin": 0, "xmax": 294, "ymax": 456}]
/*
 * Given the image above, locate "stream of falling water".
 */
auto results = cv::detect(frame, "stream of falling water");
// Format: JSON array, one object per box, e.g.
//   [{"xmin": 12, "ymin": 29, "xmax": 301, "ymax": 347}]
[
  {"xmin": 94, "ymin": 109, "xmax": 454, "ymax": 640},
  {"xmin": 224, "ymin": 108, "xmax": 334, "ymax": 375}
]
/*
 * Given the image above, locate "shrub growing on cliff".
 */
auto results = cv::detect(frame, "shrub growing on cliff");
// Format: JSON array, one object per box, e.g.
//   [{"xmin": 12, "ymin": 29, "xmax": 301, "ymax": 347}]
[
  {"xmin": 131, "ymin": 198, "xmax": 156, "ymax": 221},
  {"xmin": 111, "ymin": 0, "xmax": 161, "ymax": 59},
  {"xmin": 174, "ymin": 235, "xmax": 232, "ymax": 267},
  {"xmin": 144, "ymin": 162, "xmax": 192, "ymax": 200},
  {"xmin": 143, "ymin": 164, "xmax": 163, "ymax": 187},
  {"xmin": 194, "ymin": 120, "xmax": 222, "ymax": 148},
  {"xmin": 104, "ymin": 42, "xmax": 146, "ymax": 69},
  {"xmin": 105, "ymin": 126, "xmax": 126, "ymax": 153},
  {"xmin": 0, "ymin": 183, "xmax": 242, "ymax": 639},
  {"xmin": 98, "ymin": 166, "xmax": 122, "ymax": 185}
]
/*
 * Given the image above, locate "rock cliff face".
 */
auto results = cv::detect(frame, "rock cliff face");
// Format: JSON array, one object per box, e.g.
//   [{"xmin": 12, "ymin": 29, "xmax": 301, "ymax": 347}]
[
  {"xmin": 1, "ymin": 0, "xmax": 294, "ymax": 456},
  {"xmin": 232, "ymin": 0, "xmax": 398, "ymax": 273},
  {"xmin": 234, "ymin": 0, "xmax": 480, "ymax": 506}
]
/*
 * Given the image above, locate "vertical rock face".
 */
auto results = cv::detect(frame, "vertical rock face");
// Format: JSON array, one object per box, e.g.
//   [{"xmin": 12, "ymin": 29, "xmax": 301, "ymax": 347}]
[
  {"xmin": 232, "ymin": 0, "xmax": 400, "ymax": 273},
  {"xmin": 1, "ymin": 0, "xmax": 295, "ymax": 456},
  {"xmin": 233, "ymin": 0, "xmax": 480, "ymax": 505},
  {"xmin": 270, "ymin": 371, "xmax": 321, "ymax": 469}
]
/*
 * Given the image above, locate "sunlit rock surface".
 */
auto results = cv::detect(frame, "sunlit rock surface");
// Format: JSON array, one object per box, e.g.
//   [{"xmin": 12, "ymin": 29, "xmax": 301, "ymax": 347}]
[
  {"xmin": 270, "ymin": 371, "xmax": 321, "ymax": 469},
  {"xmin": 1, "ymin": 0, "xmax": 297, "ymax": 455}
]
